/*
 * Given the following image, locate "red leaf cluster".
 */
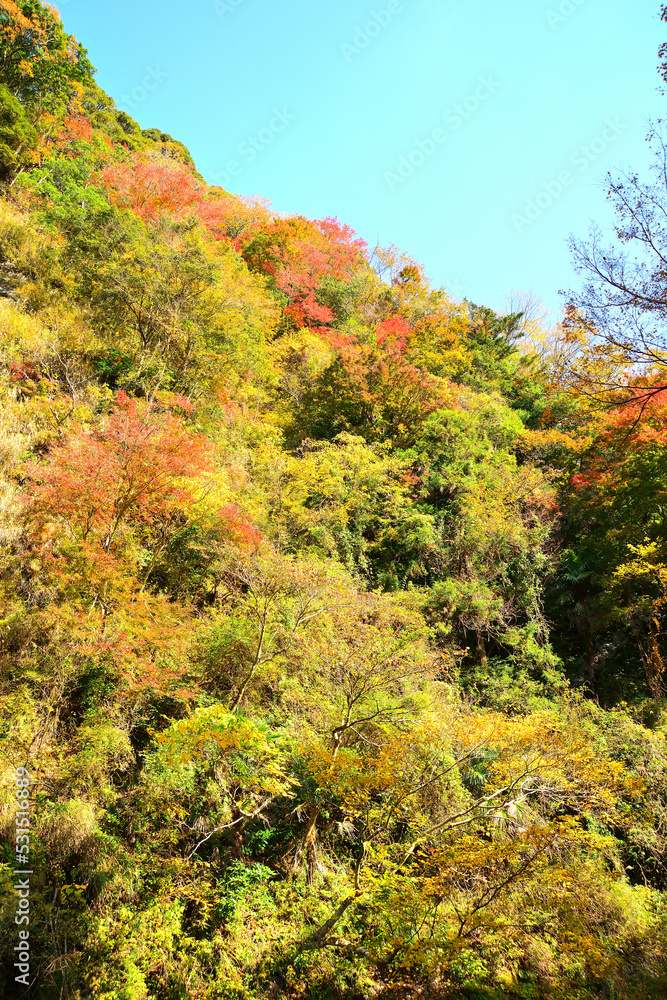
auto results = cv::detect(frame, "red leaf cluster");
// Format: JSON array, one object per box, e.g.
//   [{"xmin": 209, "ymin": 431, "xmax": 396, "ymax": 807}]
[
  {"xmin": 26, "ymin": 391, "xmax": 210, "ymax": 549},
  {"xmin": 238, "ymin": 215, "xmax": 367, "ymax": 329}
]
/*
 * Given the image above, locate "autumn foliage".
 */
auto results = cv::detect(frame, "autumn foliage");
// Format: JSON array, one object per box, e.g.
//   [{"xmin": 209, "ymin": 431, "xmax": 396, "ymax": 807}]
[
  {"xmin": 238, "ymin": 214, "xmax": 367, "ymax": 328},
  {"xmin": 1, "ymin": 6, "xmax": 667, "ymax": 1000},
  {"xmin": 26, "ymin": 391, "xmax": 210, "ymax": 548}
]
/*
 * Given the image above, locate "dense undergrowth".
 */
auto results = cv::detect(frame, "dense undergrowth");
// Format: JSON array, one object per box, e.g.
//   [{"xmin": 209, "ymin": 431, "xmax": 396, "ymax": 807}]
[{"xmin": 1, "ymin": 3, "xmax": 667, "ymax": 997}]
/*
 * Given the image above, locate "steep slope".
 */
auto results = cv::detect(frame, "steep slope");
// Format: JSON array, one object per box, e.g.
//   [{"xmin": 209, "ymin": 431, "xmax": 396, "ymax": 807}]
[{"xmin": 0, "ymin": 4, "xmax": 666, "ymax": 999}]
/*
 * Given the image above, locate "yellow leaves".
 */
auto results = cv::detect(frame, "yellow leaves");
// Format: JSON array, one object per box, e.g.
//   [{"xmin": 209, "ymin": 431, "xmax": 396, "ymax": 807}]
[
  {"xmin": 519, "ymin": 425, "xmax": 580, "ymax": 455},
  {"xmin": 209, "ymin": 241, "xmax": 281, "ymax": 342},
  {"xmin": 612, "ymin": 541, "xmax": 667, "ymax": 696},
  {"xmin": 361, "ymin": 815, "xmax": 631, "ymax": 981},
  {"xmin": 278, "ymin": 433, "xmax": 415, "ymax": 554},
  {"xmin": 304, "ymin": 734, "xmax": 408, "ymax": 804},
  {"xmin": 155, "ymin": 705, "xmax": 295, "ymax": 799},
  {"xmin": 0, "ymin": 197, "xmax": 61, "ymax": 284},
  {"xmin": 462, "ymin": 459, "xmax": 551, "ymax": 548},
  {"xmin": 530, "ymin": 307, "xmax": 636, "ymax": 411},
  {"xmin": 273, "ymin": 328, "xmax": 335, "ymax": 410},
  {"xmin": 298, "ymin": 685, "xmax": 634, "ymax": 868},
  {"xmin": 454, "ymin": 707, "xmax": 629, "ymax": 809},
  {"xmin": 614, "ymin": 539, "xmax": 667, "ymax": 589},
  {"xmin": 409, "ymin": 307, "xmax": 470, "ymax": 378}
]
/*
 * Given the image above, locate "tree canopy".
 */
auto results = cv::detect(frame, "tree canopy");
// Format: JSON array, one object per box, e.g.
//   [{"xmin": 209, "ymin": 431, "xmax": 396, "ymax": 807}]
[{"xmin": 0, "ymin": 4, "xmax": 666, "ymax": 1000}]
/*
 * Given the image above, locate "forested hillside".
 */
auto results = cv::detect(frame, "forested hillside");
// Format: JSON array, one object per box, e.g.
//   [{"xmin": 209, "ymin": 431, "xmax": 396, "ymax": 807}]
[{"xmin": 1, "ymin": 3, "xmax": 667, "ymax": 998}]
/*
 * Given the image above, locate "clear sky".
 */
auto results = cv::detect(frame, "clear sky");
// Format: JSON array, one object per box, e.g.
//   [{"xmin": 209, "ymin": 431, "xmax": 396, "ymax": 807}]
[{"xmin": 55, "ymin": 0, "xmax": 664, "ymax": 322}]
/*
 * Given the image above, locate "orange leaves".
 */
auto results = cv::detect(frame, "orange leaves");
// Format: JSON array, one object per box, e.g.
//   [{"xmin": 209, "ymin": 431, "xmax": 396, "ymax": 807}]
[
  {"xmin": 316, "ymin": 320, "xmax": 451, "ymax": 444},
  {"xmin": 370, "ymin": 243, "xmax": 426, "ymax": 289},
  {"xmin": 569, "ymin": 385, "xmax": 667, "ymax": 497},
  {"xmin": 20, "ymin": 391, "xmax": 220, "ymax": 696},
  {"xmin": 26, "ymin": 391, "xmax": 211, "ymax": 550},
  {"xmin": 43, "ymin": 579, "xmax": 197, "ymax": 700},
  {"xmin": 301, "ymin": 723, "xmax": 446, "ymax": 819},
  {"xmin": 20, "ymin": 387, "xmax": 271, "ymax": 696},
  {"xmin": 239, "ymin": 214, "xmax": 365, "ymax": 286},
  {"xmin": 238, "ymin": 214, "xmax": 367, "ymax": 330},
  {"xmin": 376, "ymin": 315, "xmax": 411, "ymax": 351},
  {"xmin": 98, "ymin": 153, "xmax": 256, "ymax": 247},
  {"xmin": 0, "ymin": 0, "xmax": 50, "ymax": 52},
  {"xmin": 218, "ymin": 503, "xmax": 262, "ymax": 553},
  {"xmin": 51, "ymin": 114, "xmax": 94, "ymax": 150},
  {"xmin": 100, "ymin": 157, "xmax": 206, "ymax": 225}
]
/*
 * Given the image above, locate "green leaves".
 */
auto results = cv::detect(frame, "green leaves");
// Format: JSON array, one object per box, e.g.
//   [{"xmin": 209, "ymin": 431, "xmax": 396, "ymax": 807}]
[
  {"xmin": 0, "ymin": 0, "xmax": 95, "ymax": 112},
  {"xmin": 0, "ymin": 6, "xmax": 665, "ymax": 996},
  {"xmin": 0, "ymin": 82, "xmax": 36, "ymax": 178}
]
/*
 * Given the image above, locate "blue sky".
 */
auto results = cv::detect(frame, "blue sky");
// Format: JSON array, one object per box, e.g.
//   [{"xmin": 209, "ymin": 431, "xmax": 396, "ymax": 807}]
[{"xmin": 57, "ymin": 0, "xmax": 664, "ymax": 322}]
